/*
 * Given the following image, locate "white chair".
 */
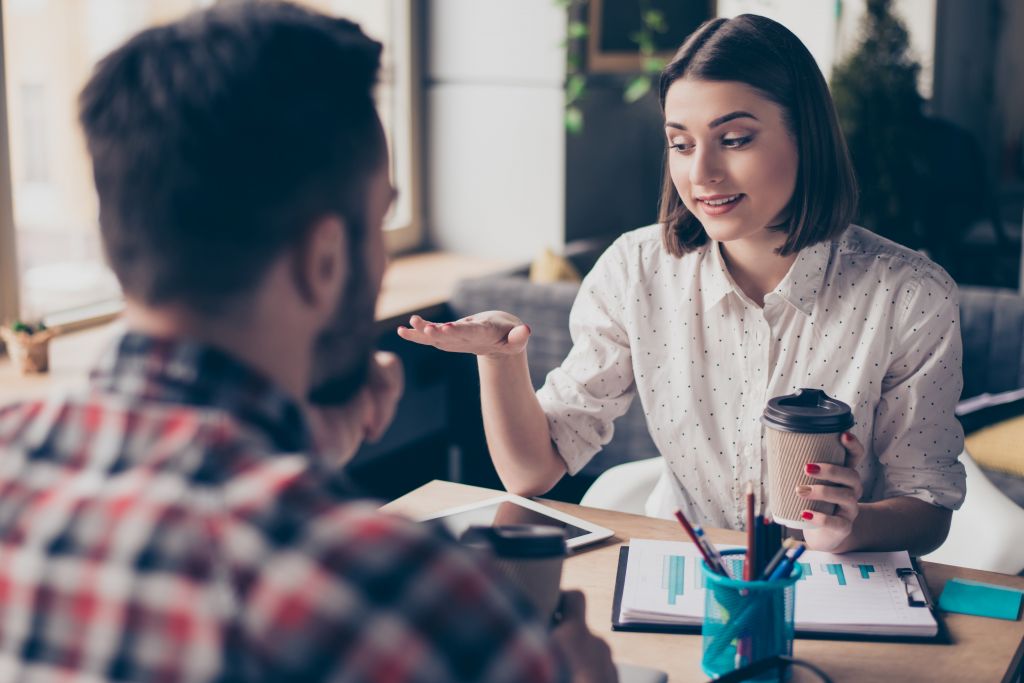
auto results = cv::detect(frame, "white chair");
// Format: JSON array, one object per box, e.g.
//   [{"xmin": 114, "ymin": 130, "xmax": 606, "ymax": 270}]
[
  {"xmin": 580, "ymin": 457, "xmax": 662, "ymax": 515},
  {"xmin": 923, "ymin": 450, "xmax": 1024, "ymax": 574},
  {"xmin": 584, "ymin": 451, "xmax": 1024, "ymax": 575}
]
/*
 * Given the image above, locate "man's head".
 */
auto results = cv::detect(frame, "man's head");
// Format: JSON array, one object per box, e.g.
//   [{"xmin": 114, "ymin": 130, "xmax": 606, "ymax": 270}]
[{"xmin": 79, "ymin": 1, "xmax": 389, "ymax": 401}]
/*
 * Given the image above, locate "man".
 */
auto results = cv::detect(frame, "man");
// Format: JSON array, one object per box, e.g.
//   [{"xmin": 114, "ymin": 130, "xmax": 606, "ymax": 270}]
[{"xmin": 0, "ymin": 3, "xmax": 615, "ymax": 681}]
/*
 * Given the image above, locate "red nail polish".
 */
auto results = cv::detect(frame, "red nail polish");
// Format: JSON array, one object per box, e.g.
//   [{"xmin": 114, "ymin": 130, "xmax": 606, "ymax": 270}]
[
  {"xmin": 805, "ymin": 463, "xmax": 820, "ymax": 475},
  {"xmin": 801, "ymin": 511, "xmax": 814, "ymax": 520}
]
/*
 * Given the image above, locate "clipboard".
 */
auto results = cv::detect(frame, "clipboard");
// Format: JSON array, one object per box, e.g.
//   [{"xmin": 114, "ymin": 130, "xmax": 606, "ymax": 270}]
[{"xmin": 611, "ymin": 546, "xmax": 950, "ymax": 643}]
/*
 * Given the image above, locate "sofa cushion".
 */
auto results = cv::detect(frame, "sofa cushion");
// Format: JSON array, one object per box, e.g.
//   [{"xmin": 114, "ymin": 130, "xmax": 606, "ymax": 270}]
[
  {"xmin": 529, "ymin": 248, "xmax": 582, "ymax": 284},
  {"xmin": 959, "ymin": 286, "xmax": 1024, "ymax": 399}
]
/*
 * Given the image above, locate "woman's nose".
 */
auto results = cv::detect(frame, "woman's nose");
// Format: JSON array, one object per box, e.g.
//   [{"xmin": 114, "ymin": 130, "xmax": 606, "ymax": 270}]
[{"xmin": 689, "ymin": 147, "xmax": 724, "ymax": 187}]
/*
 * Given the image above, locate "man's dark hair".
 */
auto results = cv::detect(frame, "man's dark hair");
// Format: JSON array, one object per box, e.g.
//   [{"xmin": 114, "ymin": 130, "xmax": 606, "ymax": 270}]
[
  {"xmin": 657, "ymin": 14, "xmax": 858, "ymax": 257},
  {"xmin": 79, "ymin": 1, "xmax": 384, "ymax": 313}
]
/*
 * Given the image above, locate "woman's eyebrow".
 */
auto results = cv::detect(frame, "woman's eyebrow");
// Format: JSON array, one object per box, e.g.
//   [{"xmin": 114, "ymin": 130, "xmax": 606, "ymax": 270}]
[
  {"xmin": 664, "ymin": 110, "xmax": 759, "ymax": 131},
  {"xmin": 709, "ymin": 111, "xmax": 758, "ymax": 128}
]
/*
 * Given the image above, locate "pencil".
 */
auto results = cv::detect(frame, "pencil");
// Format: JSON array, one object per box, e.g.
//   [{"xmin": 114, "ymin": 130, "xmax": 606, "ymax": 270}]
[
  {"xmin": 693, "ymin": 525, "xmax": 729, "ymax": 577},
  {"xmin": 673, "ymin": 509, "xmax": 725, "ymax": 576}
]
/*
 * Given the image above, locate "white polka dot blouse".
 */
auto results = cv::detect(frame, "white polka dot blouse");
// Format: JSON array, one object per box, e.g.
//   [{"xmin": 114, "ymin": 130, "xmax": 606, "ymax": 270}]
[{"xmin": 536, "ymin": 224, "xmax": 967, "ymax": 530}]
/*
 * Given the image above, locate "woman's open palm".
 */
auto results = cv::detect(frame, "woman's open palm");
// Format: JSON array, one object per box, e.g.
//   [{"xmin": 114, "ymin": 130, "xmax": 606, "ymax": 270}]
[{"xmin": 396, "ymin": 311, "xmax": 530, "ymax": 357}]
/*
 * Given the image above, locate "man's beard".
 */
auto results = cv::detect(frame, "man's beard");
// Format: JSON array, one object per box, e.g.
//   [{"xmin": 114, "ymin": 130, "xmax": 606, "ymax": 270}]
[{"xmin": 307, "ymin": 238, "xmax": 378, "ymax": 406}]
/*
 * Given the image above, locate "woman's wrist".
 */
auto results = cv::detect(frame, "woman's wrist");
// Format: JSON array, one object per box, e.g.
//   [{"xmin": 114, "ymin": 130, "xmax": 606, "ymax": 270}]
[{"xmin": 478, "ymin": 349, "xmax": 527, "ymax": 366}]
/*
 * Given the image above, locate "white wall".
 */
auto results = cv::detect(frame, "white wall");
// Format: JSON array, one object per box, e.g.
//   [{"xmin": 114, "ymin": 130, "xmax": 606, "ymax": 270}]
[
  {"xmin": 718, "ymin": 0, "xmax": 936, "ymax": 97},
  {"xmin": 425, "ymin": 0, "xmax": 566, "ymax": 261}
]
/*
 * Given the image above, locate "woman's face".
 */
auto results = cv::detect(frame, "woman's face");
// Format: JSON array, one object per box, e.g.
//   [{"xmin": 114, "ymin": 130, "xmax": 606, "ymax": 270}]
[{"xmin": 664, "ymin": 78, "xmax": 798, "ymax": 245}]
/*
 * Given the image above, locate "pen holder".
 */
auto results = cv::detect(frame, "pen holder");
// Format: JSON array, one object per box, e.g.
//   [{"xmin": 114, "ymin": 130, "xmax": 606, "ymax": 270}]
[{"xmin": 701, "ymin": 549, "xmax": 801, "ymax": 682}]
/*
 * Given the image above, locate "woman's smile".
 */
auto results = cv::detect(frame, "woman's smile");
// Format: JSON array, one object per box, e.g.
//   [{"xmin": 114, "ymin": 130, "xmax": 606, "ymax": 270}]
[{"xmin": 697, "ymin": 193, "xmax": 745, "ymax": 216}]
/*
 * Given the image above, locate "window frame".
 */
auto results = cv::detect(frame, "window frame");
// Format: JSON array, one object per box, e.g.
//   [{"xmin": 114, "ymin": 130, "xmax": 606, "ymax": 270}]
[
  {"xmin": 0, "ymin": 3, "xmax": 19, "ymax": 330},
  {"xmin": 381, "ymin": 0, "xmax": 423, "ymax": 255},
  {"xmin": 0, "ymin": 0, "xmax": 423, "ymax": 334}
]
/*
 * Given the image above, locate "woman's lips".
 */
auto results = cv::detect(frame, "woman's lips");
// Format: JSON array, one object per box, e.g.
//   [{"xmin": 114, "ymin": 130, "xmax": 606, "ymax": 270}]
[{"xmin": 697, "ymin": 193, "xmax": 744, "ymax": 216}]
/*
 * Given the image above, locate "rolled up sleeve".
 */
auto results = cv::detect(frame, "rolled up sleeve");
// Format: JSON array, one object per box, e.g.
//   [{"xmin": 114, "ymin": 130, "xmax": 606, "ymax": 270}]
[
  {"xmin": 536, "ymin": 242, "xmax": 637, "ymax": 476},
  {"xmin": 872, "ymin": 273, "xmax": 966, "ymax": 509}
]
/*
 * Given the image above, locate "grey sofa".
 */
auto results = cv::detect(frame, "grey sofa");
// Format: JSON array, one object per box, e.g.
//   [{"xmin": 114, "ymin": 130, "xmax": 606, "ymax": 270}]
[{"xmin": 447, "ymin": 239, "xmax": 1024, "ymax": 504}]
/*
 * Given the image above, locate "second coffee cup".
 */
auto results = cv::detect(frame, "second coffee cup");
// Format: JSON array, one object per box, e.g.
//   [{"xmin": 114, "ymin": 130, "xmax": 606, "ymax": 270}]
[
  {"xmin": 761, "ymin": 388, "xmax": 855, "ymax": 529},
  {"xmin": 460, "ymin": 524, "xmax": 568, "ymax": 624}
]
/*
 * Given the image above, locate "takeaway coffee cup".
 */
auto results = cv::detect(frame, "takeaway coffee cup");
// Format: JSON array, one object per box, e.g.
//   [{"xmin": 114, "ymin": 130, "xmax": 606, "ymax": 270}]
[
  {"xmin": 761, "ymin": 388, "xmax": 855, "ymax": 529},
  {"xmin": 460, "ymin": 525, "xmax": 568, "ymax": 624}
]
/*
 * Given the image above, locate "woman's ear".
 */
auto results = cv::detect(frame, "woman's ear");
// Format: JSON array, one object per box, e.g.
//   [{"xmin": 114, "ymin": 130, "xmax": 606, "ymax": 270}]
[{"xmin": 292, "ymin": 215, "xmax": 349, "ymax": 315}]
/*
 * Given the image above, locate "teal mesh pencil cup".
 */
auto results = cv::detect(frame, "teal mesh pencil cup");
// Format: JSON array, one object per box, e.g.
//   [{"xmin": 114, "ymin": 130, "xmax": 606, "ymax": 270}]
[{"xmin": 701, "ymin": 549, "xmax": 801, "ymax": 681}]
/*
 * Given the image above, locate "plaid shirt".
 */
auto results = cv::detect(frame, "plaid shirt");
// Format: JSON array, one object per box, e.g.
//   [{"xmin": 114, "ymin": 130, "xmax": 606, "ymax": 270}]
[{"xmin": 0, "ymin": 333, "xmax": 567, "ymax": 683}]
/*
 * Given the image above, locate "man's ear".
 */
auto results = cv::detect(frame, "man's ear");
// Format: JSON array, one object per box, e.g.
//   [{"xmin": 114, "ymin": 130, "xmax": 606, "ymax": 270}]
[{"xmin": 292, "ymin": 215, "xmax": 348, "ymax": 314}]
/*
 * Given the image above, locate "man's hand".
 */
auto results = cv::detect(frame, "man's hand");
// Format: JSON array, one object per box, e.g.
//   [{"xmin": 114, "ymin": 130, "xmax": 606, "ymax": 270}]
[
  {"xmin": 397, "ymin": 311, "xmax": 531, "ymax": 358},
  {"xmin": 800, "ymin": 431, "xmax": 865, "ymax": 553},
  {"xmin": 550, "ymin": 590, "xmax": 618, "ymax": 683},
  {"xmin": 306, "ymin": 351, "xmax": 403, "ymax": 467}
]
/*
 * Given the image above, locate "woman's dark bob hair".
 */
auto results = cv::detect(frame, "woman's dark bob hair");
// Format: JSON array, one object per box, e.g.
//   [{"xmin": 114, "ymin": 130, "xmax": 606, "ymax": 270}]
[{"xmin": 658, "ymin": 14, "xmax": 857, "ymax": 257}]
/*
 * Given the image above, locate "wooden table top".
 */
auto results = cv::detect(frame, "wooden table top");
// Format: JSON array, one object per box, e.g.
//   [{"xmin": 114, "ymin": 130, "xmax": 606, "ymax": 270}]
[{"xmin": 383, "ymin": 480, "xmax": 1024, "ymax": 683}]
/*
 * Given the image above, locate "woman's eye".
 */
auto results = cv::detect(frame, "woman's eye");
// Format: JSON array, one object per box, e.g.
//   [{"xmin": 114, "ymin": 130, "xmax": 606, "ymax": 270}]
[
  {"xmin": 722, "ymin": 135, "xmax": 752, "ymax": 148},
  {"xmin": 669, "ymin": 142, "xmax": 694, "ymax": 153}
]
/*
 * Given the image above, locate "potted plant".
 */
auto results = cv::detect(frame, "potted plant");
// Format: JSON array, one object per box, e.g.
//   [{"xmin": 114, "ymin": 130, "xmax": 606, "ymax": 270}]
[{"xmin": 1, "ymin": 320, "xmax": 59, "ymax": 374}]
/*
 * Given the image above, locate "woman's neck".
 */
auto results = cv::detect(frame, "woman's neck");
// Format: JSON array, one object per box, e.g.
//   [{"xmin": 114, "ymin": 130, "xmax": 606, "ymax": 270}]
[{"xmin": 719, "ymin": 234, "xmax": 797, "ymax": 308}]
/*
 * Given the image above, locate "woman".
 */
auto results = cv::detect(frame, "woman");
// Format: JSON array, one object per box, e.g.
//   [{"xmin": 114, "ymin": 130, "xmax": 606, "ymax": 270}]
[{"xmin": 398, "ymin": 14, "xmax": 965, "ymax": 555}]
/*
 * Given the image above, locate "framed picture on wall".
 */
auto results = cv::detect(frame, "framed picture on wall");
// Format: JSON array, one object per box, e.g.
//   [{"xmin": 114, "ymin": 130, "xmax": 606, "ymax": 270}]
[{"xmin": 586, "ymin": 0, "xmax": 712, "ymax": 73}]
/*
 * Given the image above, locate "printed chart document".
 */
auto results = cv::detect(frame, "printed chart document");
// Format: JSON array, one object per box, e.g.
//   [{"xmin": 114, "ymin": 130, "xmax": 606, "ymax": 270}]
[{"xmin": 617, "ymin": 539, "xmax": 939, "ymax": 638}]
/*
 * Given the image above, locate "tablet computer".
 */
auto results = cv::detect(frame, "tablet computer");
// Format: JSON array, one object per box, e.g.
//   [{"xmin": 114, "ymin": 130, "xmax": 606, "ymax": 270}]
[{"xmin": 417, "ymin": 494, "xmax": 615, "ymax": 550}]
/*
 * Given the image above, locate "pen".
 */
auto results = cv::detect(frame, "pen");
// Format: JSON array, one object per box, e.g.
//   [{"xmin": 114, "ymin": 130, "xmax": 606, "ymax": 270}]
[
  {"xmin": 769, "ymin": 543, "xmax": 807, "ymax": 581},
  {"xmin": 673, "ymin": 509, "xmax": 727, "ymax": 576},
  {"xmin": 781, "ymin": 544, "xmax": 807, "ymax": 579},
  {"xmin": 760, "ymin": 538, "xmax": 799, "ymax": 580}
]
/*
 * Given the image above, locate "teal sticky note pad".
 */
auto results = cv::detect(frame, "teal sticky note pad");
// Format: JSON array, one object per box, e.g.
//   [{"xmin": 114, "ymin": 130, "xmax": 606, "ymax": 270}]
[{"xmin": 939, "ymin": 578, "xmax": 1023, "ymax": 621}]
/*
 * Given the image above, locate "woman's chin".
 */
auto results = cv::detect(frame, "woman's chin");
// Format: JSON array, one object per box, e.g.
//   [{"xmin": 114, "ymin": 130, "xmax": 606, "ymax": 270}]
[{"xmin": 700, "ymin": 222, "xmax": 758, "ymax": 244}]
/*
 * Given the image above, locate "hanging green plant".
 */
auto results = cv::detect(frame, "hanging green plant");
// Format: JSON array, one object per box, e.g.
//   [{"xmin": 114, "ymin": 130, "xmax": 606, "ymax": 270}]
[{"xmin": 558, "ymin": 0, "xmax": 671, "ymax": 134}]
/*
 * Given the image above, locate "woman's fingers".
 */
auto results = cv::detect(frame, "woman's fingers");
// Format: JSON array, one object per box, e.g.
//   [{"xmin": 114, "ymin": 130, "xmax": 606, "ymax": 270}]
[
  {"xmin": 804, "ymin": 461, "xmax": 863, "ymax": 500},
  {"xmin": 800, "ymin": 509, "xmax": 854, "ymax": 533},
  {"xmin": 796, "ymin": 484, "xmax": 859, "ymax": 520},
  {"xmin": 840, "ymin": 431, "xmax": 864, "ymax": 466},
  {"xmin": 408, "ymin": 314, "xmax": 432, "ymax": 332},
  {"xmin": 800, "ymin": 432, "xmax": 865, "ymax": 551},
  {"xmin": 504, "ymin": 323, "xmax": 532, "ymax": 353}
]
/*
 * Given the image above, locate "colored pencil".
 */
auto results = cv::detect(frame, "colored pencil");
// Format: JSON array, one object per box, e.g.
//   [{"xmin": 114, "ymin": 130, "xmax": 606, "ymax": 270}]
[{"xmin": 673, "ymin": 509, "xmax": 727, "ymax": 576}]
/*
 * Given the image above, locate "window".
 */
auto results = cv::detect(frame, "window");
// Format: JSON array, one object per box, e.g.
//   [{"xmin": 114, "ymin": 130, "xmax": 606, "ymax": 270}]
[{"xmin": 0, "ymin": 0, "xmax": 421, "ymax": 329}]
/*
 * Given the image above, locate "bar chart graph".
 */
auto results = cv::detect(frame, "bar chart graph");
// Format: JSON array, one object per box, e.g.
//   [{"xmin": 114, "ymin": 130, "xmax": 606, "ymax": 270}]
[{"xmin": 662, "ymin": 555, "xmax": 686, "ymax": 604}]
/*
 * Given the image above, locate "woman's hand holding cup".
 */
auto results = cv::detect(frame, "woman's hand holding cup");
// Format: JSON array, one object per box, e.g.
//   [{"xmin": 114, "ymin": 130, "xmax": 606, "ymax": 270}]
[
  {"xmin": 799, "ymin": 431, "xmax": 865, "ymax": 553},
  {"xmin": 396, "ymin": 311, "xmax": 531, "ymax": 357}
]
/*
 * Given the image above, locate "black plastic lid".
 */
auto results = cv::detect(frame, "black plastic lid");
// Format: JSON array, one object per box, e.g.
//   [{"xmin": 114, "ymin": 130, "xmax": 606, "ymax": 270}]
[
  {"xmin": 459, "ymin": 525, "xmax": 567, "ymax": 559},
  {"xmin": 760, "ymin": 388, "xmax": 854, "ymax": 434}
]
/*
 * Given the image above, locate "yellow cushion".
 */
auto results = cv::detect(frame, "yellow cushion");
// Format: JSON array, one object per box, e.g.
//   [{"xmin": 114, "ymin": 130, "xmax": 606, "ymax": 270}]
[
  {"xmin": 529, "ymin": 248, "xmax": 582, "ymax": 285},
  {"xmin": 964, "ymin": 415, "xmax": 1024, "ymax": 477}
]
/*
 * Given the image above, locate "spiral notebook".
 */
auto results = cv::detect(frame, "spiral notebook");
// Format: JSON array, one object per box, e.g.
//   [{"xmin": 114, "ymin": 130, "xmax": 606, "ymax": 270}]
[{"xmin": 612, "ymin": 539, "xmax": 946, "ymax": 642}]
